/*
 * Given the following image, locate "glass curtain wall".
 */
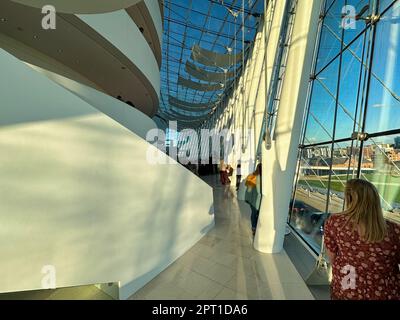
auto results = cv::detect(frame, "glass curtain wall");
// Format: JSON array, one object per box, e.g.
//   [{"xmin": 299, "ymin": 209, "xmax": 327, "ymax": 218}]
[{"xmin": 289, "ymin": 0, "xmax": 400, "ymax": 253}]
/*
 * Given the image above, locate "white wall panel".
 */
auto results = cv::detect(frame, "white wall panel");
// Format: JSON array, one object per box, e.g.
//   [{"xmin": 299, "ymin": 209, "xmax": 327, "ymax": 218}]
[{"xmin": 0, "ymin": 50, "xmax": 214, "ymax": 299}]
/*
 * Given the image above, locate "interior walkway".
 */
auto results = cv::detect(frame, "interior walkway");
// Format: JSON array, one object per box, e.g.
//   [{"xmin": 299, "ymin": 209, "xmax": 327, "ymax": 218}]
[{"xmin": 129, "ymin": 175, "xmax": 314, "ymax": 300}]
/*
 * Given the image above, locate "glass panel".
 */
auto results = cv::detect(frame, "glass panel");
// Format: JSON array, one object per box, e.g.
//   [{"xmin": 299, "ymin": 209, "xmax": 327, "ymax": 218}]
[
  {"xmin": 305, "ymin": 57, "xmax": 340, "ymax": 144},
  {"xmin": 316, "ymin": 25, "xmax": 343, "ymax": 72},
  {"xmin": 325, "ymin": 0, "xmax": 337, "ymax": 13},
  {"xmin": 316, "ymin": 0, "xmax": 346, "ymax": 72},
  {"xmin": 335, "ymin": 34, "xmax": 368, "ymax": 139},
  {"xmin": 379, "ymin": 0, "xmax": 399, "ymax": 14},
  {"xmin": 327, "ymin": 140, "xmax": 360, "ymax": 213},
  {"xmin": 361, "ymin": 134, "xmax": 400, "ymax": 224},
  {"xmin": 343, "ymin": 0, "xmax": 371, "ymax": 44},
  {"xmin": 365, "ymin": 2, "xmax": 400, "ymax": 133},
  {"xmin": 290, "ymin": 146, "xmax": 332, "ymax": 252},
  {"xmin": 325, "ymin": 0, "xmax": 346, "ymax": 38}
]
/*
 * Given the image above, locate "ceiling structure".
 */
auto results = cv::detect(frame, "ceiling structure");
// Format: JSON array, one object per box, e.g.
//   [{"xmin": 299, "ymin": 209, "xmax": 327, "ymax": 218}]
[
  {"xmin": 157, "ymin": 0, "xmax": 264, "ymax": 129},
  {"xmin": 0, "ymin": 0, "xmax": 160, "ymax": 117}
]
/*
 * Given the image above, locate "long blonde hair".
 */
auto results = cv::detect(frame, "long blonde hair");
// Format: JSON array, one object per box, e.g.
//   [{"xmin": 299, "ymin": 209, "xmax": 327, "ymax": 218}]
[
  {"xmin": 342, "ymin": 179, "xmax": 387, "ymax": 242},
  {"xmin": 219, "ymin": 160, "xmax": 226, "ymax": 171}
]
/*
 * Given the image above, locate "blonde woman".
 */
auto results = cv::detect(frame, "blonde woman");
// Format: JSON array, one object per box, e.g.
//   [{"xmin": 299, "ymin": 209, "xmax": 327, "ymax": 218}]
[{"xmin": 324, "ymin": 179, "xmax": 400, "ymax": 300}]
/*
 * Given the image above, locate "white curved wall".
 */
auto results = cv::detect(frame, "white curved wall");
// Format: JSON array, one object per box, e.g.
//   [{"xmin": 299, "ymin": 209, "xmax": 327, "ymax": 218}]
[
  {"xmin": 28, "ymin": 64, "xmax": 156, "ymax": 140},
  {"xmin": 78, "ymin": 10, "xmax": 160, "ymax": 100},
  {"xmin": 0, "ymin": 50, "xmax": 214, "ymax": 300},
  {"xmin": 144, "ymin": 0, "xmax": 163, "ymax": 47},
  {"xmin": 0, "ymin": 33, "xmax": 104, "ymax": 93}
]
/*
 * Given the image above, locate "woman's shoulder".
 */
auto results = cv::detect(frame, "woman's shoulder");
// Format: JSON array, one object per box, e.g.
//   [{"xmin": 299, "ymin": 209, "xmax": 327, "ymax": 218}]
[
  {"xmin": 386, "ymin": 220, "xmax": 400, "ymax": 237},
  {"xmin": 325, "ymin": 213, "xmax": 346, "ymax": 228},
  {"xmin": 327, "ymin": 212, "xmax": 345, "ymax": 221},
  {"xmin": 386, "ymin": 219, "xmax": 400, "ymax": 228}
]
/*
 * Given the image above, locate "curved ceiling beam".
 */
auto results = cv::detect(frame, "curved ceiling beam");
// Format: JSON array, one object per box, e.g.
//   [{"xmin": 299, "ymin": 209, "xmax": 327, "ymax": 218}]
[
  {"xmin": 161, "ymin": 110, "xmax": 211, "ymax": 122},
  {"xmin": 178, "ymin": 76, "xmax": 224, "ymax": 92},
  {"xmin": 169, "ymin": 96, "xmax": 218, "ymax": 112},
  {"xmin": 166, "ymin": 110, "xmax": 211, "ymax": 122},
  {"xmin": 191, "ymin": 44, "xmax": 243, "ymax": 68},
  {"xmin": 169, "ymin": 107, "xmax": 212, "ymax": 118},
  {"xmin": 185, "ymin": 61, "xmax": 235, "ymax": 82},
  {"xmin": 11, "ymin": 0, "xmax": 142, "ymax": 14}
]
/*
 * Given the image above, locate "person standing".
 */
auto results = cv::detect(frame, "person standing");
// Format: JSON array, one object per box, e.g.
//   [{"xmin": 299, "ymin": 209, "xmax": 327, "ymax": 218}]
[
  {"xmin": 324, "ymin": 179, "xmax": 400, "ymax": 300},
  {"xmin": 219, "ymin": 160, "xmax": 228, "ymax": 185},
  {"xmin": 245, "ymin": 163, "xmax": 262, "ymax": 236},
  {"xmin": 236, "ymin": 162, "xmax": 242, "ymax": 191}
]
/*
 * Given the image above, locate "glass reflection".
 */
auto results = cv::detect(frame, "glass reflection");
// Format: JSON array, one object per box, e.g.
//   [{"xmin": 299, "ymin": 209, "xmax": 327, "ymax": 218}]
[
  {"xmin": 305, "ymin": 58, "xmax": 340, "ymax": 144},
  {"xmin": 326, "ymin": 141, "xmax": 361, "ymax": 213},
  {"xmin": 335, "ymin": 34, "xmax": 368, "ymax": 140},
  {"xmin": 290, "ymin": 145, "xmax": 331, "ymax": 252},
  {"xmin": 361, "ymin": 134, "xmax": 400, "ymax": 224},
  {"xmin": 365, "ymin": 2, "xmax": 400, "ymax": 133}
]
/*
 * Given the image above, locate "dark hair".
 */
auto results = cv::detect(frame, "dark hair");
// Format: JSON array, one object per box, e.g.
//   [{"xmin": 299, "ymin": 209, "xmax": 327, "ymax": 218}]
[{"xmin": 254, "ymin": 163, "xmax": 262, "ymax": 176}]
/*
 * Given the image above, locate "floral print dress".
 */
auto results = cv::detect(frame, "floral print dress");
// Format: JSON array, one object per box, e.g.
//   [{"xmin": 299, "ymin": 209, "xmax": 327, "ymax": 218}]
[{"xmin": 324, "ymin": 214, "xmax": 400, "ymax": 300}]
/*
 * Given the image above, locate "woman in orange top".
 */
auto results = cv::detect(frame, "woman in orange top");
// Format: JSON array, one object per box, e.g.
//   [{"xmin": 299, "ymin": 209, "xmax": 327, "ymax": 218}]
[{"xmin": 245, "ymin": 163, "xmax": 262, "ymax": 236}]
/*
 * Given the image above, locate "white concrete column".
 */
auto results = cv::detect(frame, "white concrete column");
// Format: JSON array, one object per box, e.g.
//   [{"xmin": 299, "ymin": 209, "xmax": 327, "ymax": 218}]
[
  {"xmin": 254, "ymin": 0, "xmax": 323, "ymax": 253},
  {"xmin": 239, "ymin": 0, "xmax": 287, "ymax": 178}
]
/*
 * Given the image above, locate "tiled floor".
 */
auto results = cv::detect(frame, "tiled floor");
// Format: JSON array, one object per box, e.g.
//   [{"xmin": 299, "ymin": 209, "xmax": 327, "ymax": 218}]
[
  {"xmin": 284, "ymin": 232, "xmax": 330, "ymax": 300},
  {"xmin": 129, "ymin": 175, "xmax": 314, "ymax": 300},
  {"xmin": 0, "ymin": 285, "xmax": 112, "ymax": 300}
]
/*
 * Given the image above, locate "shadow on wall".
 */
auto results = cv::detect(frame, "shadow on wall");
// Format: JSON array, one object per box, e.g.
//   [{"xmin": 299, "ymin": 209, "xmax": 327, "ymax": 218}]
[
  {"xmin": 0, "ymin": 49, "xmax": 215, "ymax": 299},
  {"xmin": 0, "ymin": 50, "xmax": 96, "ymax": 128},
  {"xmin": 0, "ymin": 50, "xmax": 156, "ymax": 142}
]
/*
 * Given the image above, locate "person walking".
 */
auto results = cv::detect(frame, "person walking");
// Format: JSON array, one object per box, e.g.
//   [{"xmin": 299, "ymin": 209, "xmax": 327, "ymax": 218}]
[{"xmin": 324, "ymin": 179, "xmax": 400, "ymax": 300}]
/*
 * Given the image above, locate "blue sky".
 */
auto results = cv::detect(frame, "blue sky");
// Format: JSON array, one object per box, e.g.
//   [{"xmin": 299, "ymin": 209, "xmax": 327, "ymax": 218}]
[
  {"xmin": 305, "ymin": 0, "xmax": 400, "ymax": 145},
  {"xmin": 160, "ymin": 0, "xmax": 263, "ymax": 123}
]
